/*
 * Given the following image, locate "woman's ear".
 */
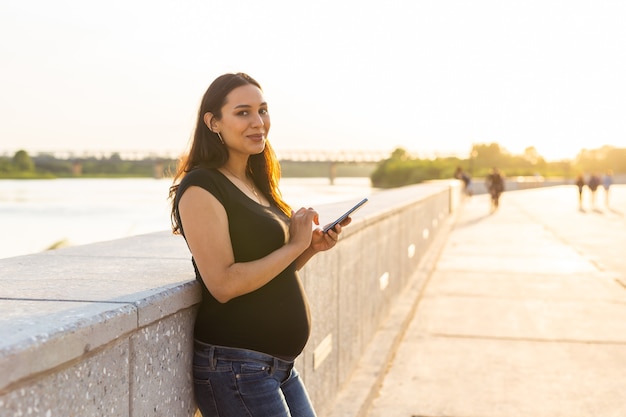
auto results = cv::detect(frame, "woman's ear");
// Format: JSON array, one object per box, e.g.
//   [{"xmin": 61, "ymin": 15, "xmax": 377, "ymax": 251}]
[{"xmin": 203, "ymin": 112, "xmax": 217, "ymax": 132}]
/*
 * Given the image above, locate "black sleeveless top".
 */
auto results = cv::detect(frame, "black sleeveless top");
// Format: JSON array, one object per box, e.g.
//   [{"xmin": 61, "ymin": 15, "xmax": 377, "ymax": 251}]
[{"xmin": 175, "ymin": 168, "xmax": 311, "ymax": 360}]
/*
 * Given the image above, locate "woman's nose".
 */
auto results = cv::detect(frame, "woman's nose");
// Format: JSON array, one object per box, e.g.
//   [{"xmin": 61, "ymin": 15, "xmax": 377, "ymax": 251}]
[{"xmin": 251, "ymin": 113, "xmax": 265, "ymax": 127}]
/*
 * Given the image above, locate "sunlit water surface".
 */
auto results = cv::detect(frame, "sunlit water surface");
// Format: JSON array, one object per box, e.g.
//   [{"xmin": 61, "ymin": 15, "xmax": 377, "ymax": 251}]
[{"xmin": 0, "ymin": 177, "xmax": 374, "ymax": 259}]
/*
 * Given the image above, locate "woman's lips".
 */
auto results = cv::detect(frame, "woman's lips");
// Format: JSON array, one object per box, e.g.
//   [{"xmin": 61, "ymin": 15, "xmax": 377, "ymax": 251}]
[{"xmin": 248, "ymin": 134, "xmax": 265, "ymax": 142}]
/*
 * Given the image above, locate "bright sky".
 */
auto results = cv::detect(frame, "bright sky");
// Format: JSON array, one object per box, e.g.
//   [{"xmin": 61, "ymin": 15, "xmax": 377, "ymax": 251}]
[{"xmin": 1, "ymin": 0, "xmax": 625, "ymax": 161}]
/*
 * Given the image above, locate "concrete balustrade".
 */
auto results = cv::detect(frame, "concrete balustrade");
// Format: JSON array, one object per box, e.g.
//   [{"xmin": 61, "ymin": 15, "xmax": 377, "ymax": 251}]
[{"xmin": 0, "ymin": 180, "xmax": 463, "ymax": 417}]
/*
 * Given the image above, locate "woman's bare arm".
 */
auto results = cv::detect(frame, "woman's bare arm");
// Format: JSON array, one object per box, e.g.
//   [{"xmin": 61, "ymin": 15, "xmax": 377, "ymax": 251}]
[{"xmin": 178, "ymin": 186, "xmax": 315, "ymax": 303}]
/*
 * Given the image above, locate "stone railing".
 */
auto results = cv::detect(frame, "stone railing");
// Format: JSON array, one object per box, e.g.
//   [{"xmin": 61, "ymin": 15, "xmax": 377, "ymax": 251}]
[{"xmin": 0, "ymin": 180, "xmax": 463, "ymax": 417}]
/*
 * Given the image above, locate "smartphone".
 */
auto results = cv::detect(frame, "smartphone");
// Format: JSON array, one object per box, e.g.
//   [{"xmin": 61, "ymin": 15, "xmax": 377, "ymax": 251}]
[{"xmin": 323, "ymin": 198, "xmax": 369, "ymax": 233}]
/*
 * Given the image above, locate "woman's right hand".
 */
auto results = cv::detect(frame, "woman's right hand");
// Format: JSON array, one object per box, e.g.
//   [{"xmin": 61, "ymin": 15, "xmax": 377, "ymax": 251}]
[{"xmin": 289, "ymin": 207, "xmax": 319, "ymax": 252}]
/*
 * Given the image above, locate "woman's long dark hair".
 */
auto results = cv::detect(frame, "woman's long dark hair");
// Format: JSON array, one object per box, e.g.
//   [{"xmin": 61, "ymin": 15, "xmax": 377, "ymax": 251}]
[{"xmin": 168, "ymin": 73, "xmax": 291, "ymax": 234}]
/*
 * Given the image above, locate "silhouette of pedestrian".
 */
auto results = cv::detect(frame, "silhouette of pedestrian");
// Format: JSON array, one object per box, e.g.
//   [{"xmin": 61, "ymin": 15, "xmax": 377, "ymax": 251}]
[
  {"xmin": 588, "ymin": 172, "xmax": 601, "ymax": 209},
  {"xmin": 485, "ymin": 167, "xmax": 505, "ymax": 211},
  {"xmin": 575, "ymin": 174, "xmax": 585, "ymax": 210},
  {"xmin": 603, "ymin": 169, "xmax": 613, "ymax": 208},
  {"xmin": 454, "ymin": 166, "xmax": 473, "ymax": 196}
]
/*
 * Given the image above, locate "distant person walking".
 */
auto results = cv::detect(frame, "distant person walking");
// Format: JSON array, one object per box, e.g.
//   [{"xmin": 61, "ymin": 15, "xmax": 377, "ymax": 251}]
[
  {"xmin": 454, "ymin": 166, "xmax": 473, "ymax": 196},
  {"xmin": 603, "ymin": 169, "xmax": 614, "ymax": 208},
  {"xmin": 485, "ymin": 167, "xmax": 505, "ymax": 211},
  {"xmin": 588, "ymin": 173, "xmax": 601, "ymax": 209},
  {"xmin": 575, "ymin": 174, "xmax": 585, "ymax": 210}
]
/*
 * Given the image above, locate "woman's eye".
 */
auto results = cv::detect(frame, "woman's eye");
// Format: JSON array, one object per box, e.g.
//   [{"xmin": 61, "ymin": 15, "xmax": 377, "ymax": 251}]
[{"xmin": 236, "ymin": 108, "xmax": 267, "ymax": 116}]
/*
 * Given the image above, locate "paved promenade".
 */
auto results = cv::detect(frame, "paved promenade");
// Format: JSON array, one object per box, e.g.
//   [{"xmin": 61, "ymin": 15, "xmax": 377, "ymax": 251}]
[{"xmin": 334, "ymin": 185, "xmax": 626, "ymax": 417}]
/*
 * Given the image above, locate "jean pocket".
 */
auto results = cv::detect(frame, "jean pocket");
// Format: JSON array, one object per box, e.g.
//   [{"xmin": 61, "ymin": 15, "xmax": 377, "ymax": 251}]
[
  {"xmin": 240, "ymin": 362, "xmax": 270, "ymax": 375},
  {"xmin": 193, "ymin": 364, "xmax": 214, "ymax": 385},
  {"xmin": 193, "ymin": 360, "xmax": 232, "ymax": 385},
  {"xmin": 234, "ymin": 362, "xmax": 279, "ymax": 395}
]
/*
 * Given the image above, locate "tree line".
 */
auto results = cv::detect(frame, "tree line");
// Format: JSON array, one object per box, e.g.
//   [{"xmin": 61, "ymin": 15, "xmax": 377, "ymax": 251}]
[
  {"xmin": 371, "ymin": 143, "xmax": 625, "ymax": 188},
  {"xmin": 1, "ymin": 144, "xmax": 624, "ymax": 186},
  {"xmin": 0, "ymin": 151, "xmax": 177, "ymax": 179},
  {"xmin": 0, "ymin": 151, "xmax": 372, "ymax": 179}
]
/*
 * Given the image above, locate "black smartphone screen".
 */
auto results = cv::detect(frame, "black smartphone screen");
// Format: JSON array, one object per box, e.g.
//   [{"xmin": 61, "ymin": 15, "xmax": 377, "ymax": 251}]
[{"xmin": 323, "ymin": 198, "xmax": 369, "ymax": 233}]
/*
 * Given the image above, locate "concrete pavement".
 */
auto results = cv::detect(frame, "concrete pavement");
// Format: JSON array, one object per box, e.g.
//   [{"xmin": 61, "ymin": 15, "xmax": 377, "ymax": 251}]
[{"xmin": 330, "ymin": 184, "xmax": 626, "ymax": 417}]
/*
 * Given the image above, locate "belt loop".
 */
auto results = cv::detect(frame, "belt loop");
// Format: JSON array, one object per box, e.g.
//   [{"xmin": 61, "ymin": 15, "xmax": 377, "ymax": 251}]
[
  {"xmin": 269, "ymin": 357, "xmax": 279, "ymax": 376},
  {"xmin": 209, "ymin": 345, "xmax": 217, "ymax": 370}
]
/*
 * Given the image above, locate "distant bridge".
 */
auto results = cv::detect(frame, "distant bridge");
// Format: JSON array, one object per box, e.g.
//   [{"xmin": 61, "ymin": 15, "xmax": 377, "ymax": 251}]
[
  {"xmin": 3, "ymin": 149, "xmax": 392, "ymax": 183},
  {"xmin": 275, "ymin": 149, "xmax": 390, "ymax": 184},
  {"xmin": 274, "ymin": 149, "xmax": 391, "ymax": 163},
  {"xmin": 4, "ymin": 149, "xmax": 392, "ymax": 163}
]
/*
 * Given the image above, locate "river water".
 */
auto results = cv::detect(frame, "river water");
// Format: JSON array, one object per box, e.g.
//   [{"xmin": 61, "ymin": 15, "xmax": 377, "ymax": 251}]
[{"xmin": 0, "ymin": 177, "xmax": 375, "ymax": 259}]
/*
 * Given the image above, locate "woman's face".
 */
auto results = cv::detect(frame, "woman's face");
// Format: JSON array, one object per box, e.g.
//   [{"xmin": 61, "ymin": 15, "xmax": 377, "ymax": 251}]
[{"xmin": 212, "ymin": 84, "xmax": 270, "ymax": 157}]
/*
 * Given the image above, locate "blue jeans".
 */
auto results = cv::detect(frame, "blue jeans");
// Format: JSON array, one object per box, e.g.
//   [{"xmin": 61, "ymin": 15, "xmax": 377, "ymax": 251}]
[{"xmin": 193, "ymin": 340, "xmax": 317, "ymax": 417}]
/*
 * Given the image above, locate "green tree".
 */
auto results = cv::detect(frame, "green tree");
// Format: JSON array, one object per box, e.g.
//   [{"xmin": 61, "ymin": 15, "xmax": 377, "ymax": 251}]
[
  {"xmin": 471, "ymin": 143, "xmax": 507, "ymax": 174},
  {"xmin": 12, "ymin": 150, "xmax": 34, "ymax": 172},
  {"xmin": 523, "ymin": 146, "xmax": 541, "ymax": 165},
  {"xmin": 0, "ymin": 156, "xmax": 11, "ymax": 173},
  {"xmin": 370, "ymin": 147, "xmax": 461, "ymax": 188},
  {"xmin": 604, "ymin": 147, "xmax": 626, "ymax": 173}
]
